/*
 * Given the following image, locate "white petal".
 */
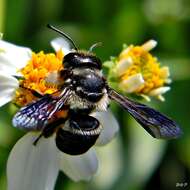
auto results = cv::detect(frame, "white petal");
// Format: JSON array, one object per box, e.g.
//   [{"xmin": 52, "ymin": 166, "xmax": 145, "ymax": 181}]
[
  {"xmin": 149, "ymin": 86, "xmax": 170, "ymax": 96},
  {"xmin": 157, "ymin": 95, "xmax": 165, "ymax": 102},
  {"xmin": 93, "ymin": 138, "xmax": 122, "ymax": 189},
  {"xmin": 119, "ymin": 46, "xmax": 131, "ymax": 57},
  {"xmin": 0, "ymin": 72, "xmax": 18, "ymax": 107},
  {"xmin": 51, "ymin": 37, "xmax": 73, "ymax": 55},
  {"xmin": 7, "ymin": 133, "xmax": 59, "ymax": 190},
  {"xmin": 0, "ymin": 94, "xmax": 14, "ymax": 107},
  {"xmin": 91, "ymin": 110, "xmax": 119, "ymax": 146},
  {"xmin": 60, "ymin": 149, "xmax": 98, "ymax": 182},
  {"xmin": 119, "ymin": 73, "xmax": 144, "ymax": 93},
  {"xmin": 115, "ymin": 57, "xmax": 133, "ymax": 76},
  {"xmin": 127, "ymin": 119, "xmax": 166, "ymax": 186},
  {"xmin": 141, "ymin": 39, "xmax": 157, "ymax": 51},
  {"xmin": 140, "ymin": 94, "xmax": 151, "ymax": 102},
  {"xmin": 0, "ymin": 40, "xmax": 31, "ymax": 75},
  {"xmin": 160, "ymin": 66, "xmax": 170, "ymax": 78}
]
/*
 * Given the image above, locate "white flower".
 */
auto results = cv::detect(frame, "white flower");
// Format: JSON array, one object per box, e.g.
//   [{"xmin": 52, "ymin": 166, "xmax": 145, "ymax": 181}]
[
  {"xmin": 0, "ymin": 40, "xmax": 31, "ymax": 106},
  {"xmin": 105, "ymin": 39, "xmax": 171, "ymax": 101},
  {"xmin": 0, "ymin": 38, "xmax": 119, "ymax": 190}
]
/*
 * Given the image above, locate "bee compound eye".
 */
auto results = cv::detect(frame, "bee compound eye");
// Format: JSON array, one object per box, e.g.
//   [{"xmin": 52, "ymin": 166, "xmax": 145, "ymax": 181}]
[
  {"xmin": 55, "ymin": 115, "xmax": 101, "ymax": 155},
  {"xmin": 59, "ymin": 69, "xmax": 72, "ymax": 80}
]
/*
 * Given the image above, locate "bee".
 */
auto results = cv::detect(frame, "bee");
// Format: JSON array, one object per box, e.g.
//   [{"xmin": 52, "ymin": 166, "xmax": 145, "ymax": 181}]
[{"xmin": 12, "ymin": 24, "xmax": 182, "ymax": 155}]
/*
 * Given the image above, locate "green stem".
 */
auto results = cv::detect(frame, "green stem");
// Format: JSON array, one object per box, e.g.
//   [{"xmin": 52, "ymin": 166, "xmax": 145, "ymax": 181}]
[{"xmin": 0, "ymin": 0, "xmax": 5, "ymax": 32}]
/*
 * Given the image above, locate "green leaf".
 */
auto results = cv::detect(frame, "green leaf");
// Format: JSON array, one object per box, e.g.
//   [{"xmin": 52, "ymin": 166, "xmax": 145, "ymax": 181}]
[{"xmin": 102, "ymin": 60, "xmax": 115, "ymax": 69}]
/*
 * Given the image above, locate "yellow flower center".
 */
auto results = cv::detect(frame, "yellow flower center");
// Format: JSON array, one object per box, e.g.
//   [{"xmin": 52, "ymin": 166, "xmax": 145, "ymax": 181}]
[
  {"xmin": 14, "ymin": 50, "xmax": 64, "ymax": 106},
  {"xmin": 118, "ymin": 45, "xmax": 169, "ymax": 94}
]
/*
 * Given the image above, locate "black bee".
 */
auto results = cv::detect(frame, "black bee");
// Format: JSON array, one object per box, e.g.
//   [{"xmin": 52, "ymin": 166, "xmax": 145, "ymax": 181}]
[{"xmin": 12, "ymin": 24, "xmax": 182, "ymax": 155}]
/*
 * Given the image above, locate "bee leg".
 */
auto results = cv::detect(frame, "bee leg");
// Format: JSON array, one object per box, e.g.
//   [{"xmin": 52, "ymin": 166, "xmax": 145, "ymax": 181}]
[
  {"xmin": 33, "ymin": 133, "xmax": 43, "ymax": 146},
  {"xmin": 56, "ymin": 114, "xmax": 102, "ymax": 155},
  {"xmin": 33, "ymin": 118, "xmax": 66, "ymax": 146},
  {"xmin": 19, "ymin": 84, "xmax": 43, "ymax": 98},
  {"xmin": 43, "ymin": 118, "xmax": 66, "ymax": 138}
]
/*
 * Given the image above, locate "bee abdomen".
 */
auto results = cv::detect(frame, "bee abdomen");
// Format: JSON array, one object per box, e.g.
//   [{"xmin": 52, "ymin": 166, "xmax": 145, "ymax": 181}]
[{"xmin": 56, "ymin": 114, "xmax": 101, "ymax": 155}]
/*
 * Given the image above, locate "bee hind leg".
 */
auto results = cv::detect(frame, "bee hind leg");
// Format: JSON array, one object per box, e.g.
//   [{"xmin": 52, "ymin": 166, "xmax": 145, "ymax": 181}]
[
  {"xmin": 33, "ymin": 118, "xmax": 66, "ymax": 146},
  {"xmin": 33, "ymin": 133, "xmax": 43, "ymax": 146}
]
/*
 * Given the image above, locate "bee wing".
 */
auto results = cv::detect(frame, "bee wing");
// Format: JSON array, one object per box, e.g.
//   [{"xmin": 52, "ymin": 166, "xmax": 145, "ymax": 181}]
[
  {"xmin": 12, "ymin": 88, "xmax": 72, "ymax": 131},
  {"xmin": 108, "ymin": 88, "xmax": 182, "ymax": 139}
]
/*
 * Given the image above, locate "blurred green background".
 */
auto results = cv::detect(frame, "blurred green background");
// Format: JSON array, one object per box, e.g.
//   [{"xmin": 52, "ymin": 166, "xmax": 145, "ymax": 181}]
[{"xmin": 0, "ymin": 0, "xmax": 190, "ymax": 189}]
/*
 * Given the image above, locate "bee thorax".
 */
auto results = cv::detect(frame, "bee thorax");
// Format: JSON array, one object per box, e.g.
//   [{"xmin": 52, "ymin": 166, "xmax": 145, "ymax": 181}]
[{"xmin": 67, "ymin": 90, "xmax": 109, "ymax": 111}]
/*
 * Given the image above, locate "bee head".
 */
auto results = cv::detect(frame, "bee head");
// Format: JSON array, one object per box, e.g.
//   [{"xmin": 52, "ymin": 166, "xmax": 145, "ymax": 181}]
[
  {"xmin": 46, "ymin": 25, "xmax": 102, "ymax": 70},
  {"xmin": 63, "ymin": 52, "xmax": 102, "ymax": 70}
]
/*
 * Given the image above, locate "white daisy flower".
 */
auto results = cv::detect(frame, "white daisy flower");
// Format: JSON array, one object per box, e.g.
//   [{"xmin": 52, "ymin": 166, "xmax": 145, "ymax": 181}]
[
  {"xmin": 105, "ymin": 40, "xmax": 171, "ymax": 101},
  {"xmin": 0, "ymin": 38, "xmax": 119, "ymax": 190}
]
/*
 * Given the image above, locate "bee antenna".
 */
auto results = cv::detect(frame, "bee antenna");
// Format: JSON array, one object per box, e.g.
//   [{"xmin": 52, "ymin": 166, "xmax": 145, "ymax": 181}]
[
  {"xmin": 89, "ymin": 42, "xmax": 102, "ymax": 52},
  {"xmin": 47, "ymin": 24, "xmax": 78, "ymax": 50}
]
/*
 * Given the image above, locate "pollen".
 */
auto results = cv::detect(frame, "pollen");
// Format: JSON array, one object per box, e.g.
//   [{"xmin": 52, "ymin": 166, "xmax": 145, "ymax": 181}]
[{"xmin": 14, "ymin": 50, "xmax": 64, "ymax": 106}]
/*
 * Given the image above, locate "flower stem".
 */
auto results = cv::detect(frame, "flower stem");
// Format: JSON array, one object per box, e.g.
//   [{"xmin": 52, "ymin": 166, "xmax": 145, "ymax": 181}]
[{"xmin": 0, "ymin": 0, "xmax": 5, "ymax": 32}]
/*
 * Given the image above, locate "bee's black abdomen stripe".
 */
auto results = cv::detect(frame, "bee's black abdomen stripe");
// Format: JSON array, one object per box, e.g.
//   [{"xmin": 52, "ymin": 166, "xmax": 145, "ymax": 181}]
[
  {"xmin": 56, "ymin": 114, "xmax": 101, "ymax": 155},
  {"xmin": 56, "ymin": 129, "xmax": 99, "ymax": 155}
]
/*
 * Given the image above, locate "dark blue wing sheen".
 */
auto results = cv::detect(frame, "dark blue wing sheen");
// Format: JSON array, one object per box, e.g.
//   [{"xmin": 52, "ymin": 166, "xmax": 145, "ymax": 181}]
[
  {"xmin": 12, "ymin": 88, "xmax": 71, "ymax": 131},
  {"xmin": 108, "ymin": 88, "xmax": 183, "ymax": 139}
]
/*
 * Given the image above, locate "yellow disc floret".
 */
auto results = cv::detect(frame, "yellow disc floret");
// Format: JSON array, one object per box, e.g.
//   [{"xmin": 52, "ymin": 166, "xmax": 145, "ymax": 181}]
[{"xmin": 14, "ymin": 50, "xmax": 64, "ymax": 106}]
